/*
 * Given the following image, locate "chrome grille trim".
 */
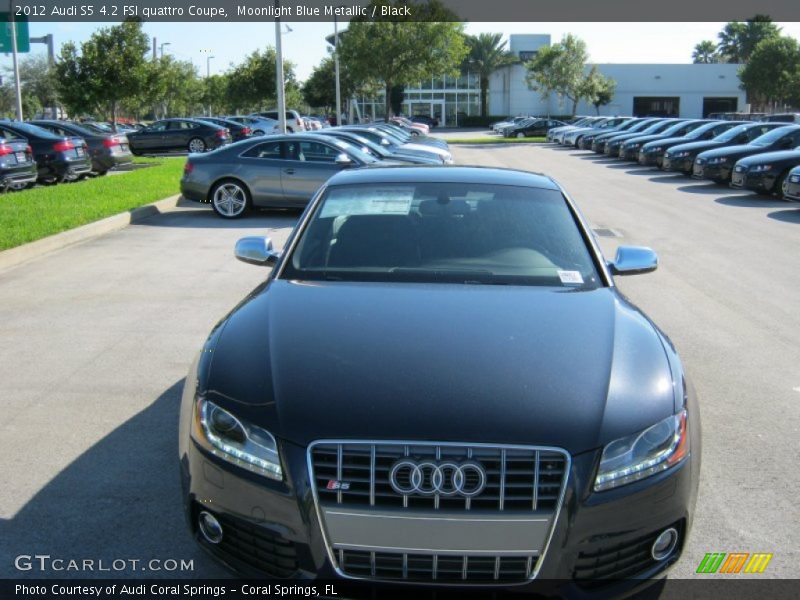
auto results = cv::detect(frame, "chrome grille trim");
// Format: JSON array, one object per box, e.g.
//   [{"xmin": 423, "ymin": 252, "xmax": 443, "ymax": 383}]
[{"xmin": 307, "ymin": 440, "xmax": 571, "ymax": 583}]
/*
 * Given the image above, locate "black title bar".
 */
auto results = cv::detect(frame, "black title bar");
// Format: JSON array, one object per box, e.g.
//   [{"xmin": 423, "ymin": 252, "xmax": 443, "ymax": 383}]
[{"xmin": 6, "ymin": 0, "xmax": 800, "ymax": 22}]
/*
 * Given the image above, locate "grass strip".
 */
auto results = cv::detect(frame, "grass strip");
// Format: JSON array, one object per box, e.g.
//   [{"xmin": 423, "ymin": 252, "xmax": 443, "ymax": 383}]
[{"xmin": 0, "ymin": 157, "xmax": 184, "ymax": 251}]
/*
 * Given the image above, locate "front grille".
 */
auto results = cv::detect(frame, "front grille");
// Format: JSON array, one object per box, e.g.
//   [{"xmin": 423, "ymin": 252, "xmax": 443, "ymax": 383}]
[
  {"xmin": 573, "ymin": 521, "xmax": 683, "ymax": 585},
  {"xmin": 310, "ymin": 442, "xmax": 567, "ymax": 512},
  {"xmin": 199, "ymin": 508, "xmax": 299, "ymax": 578},
  {"xmin": 339, "ymin": 549, "xmax": 536, "ymax": 583}
]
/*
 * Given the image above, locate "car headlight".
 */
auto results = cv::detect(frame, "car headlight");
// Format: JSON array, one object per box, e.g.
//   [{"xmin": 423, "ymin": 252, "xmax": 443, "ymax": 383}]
[
  {"xmin": 708, "ymin": 157, "xmax": 728, "ymax": 164},
  {"xmin": 626, "ymin": 142, "xmax": 641, "ymax": 149},
  {"xmin": 673, "ymin": 151, "xmax": 690, "ymax": 158},
  {"xmin": 594, "ymin": 410, "xmax": 688, "ymax": 492},
  {"xmin": 192, "ymin": 398, "xmax": 283, "ymax": 480},
  {"xmin": 750, "ymin": 164, "xmax": 772, "ymax": 172},
  {"xmin": 648, "ymin": 146, "xmax": 663, "ymax": 153}
]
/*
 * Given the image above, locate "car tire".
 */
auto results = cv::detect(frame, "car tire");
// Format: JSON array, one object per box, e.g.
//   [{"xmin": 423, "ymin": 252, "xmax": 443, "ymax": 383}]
[
  {"xmin": 516, "ymin": 132, "xmax": 525, "ymax": 139},
  {"xmin": 96, "ymin": 170, "xmax": 109, "ymax": 177},
  {"xmin": 188, "ymin": 138, "xmax": 206, "ymax": 153},
  {"xmin": 210, "ymin": 179, "xmax": 251, "ymax": 219},
  {"xmin": 773, "ymin": 170, "xmax": 789, "ymax": 197}
]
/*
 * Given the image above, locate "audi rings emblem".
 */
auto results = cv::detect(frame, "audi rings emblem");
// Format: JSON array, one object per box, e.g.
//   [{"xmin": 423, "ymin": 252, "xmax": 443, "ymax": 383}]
[{"xmin": 388, "ymin": 460, "xmax": 487, "ymax": 497}]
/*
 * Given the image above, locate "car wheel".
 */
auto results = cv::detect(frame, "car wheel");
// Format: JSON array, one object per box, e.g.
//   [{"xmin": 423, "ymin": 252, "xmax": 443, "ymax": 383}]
[
  {"xmin": 211, "ymin": 179, "xmax": 251, "ymax": 219},
  {"xmin": 774, "ymin": 170, "xmax": 789, "ymax": 197},
  {"xmin": 516, "ymin": 132, "xmax": 525, "ymax": 139},
  {"xmin": 96, "ymin": 170, "xmax": 109, "ymax": 177},
  {"xmin": 254, "ymin": 129, "xmax": 265, "ymax": 136},
  {"xmin": 188, "ymin": 138, "xmax": 206, "ymax": 153}
]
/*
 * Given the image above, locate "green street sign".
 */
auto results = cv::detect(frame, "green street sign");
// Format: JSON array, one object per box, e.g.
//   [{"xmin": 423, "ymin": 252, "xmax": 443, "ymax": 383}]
[{"xmin": 0, "ymin": 14, "xmax": 30, "ymax": 53}]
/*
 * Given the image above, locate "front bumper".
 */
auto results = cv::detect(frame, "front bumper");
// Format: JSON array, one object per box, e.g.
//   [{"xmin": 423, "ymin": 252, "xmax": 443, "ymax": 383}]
[
  {"xmin": 730, "ymin": 168, "xmax": 778, "ymax": 193},
  {"xmin": 662, "ymin": 156, "xmax": 694, "ymax": 174},
  {"xmin": 619, "ymin": 146, "xmax": 641, "ymax": 161},
  {"xmin": 180, "ymin": 434, "xmax": 696, "ymax": 595},
  {"xmin": 638, "ymin": 150, "xmax": 662, "ymax": 167},
  {"xmin": 692, "ymin": 161, "xmax": 732, "ymax": 183},
  {"xmin": 783, "ymin": 174, "xmax": 800, "ymax": 201}
]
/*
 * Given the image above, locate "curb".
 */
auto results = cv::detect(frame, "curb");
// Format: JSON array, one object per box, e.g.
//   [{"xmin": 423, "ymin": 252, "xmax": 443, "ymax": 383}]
[{"xmin": 0, "ymin": 194, "xmax": 183, "ymax": 273}]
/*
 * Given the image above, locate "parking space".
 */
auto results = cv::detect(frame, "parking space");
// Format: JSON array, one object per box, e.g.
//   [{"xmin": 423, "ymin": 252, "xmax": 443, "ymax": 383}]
[
  {"xmin": 0, "ymin": 143, "xmax": 798, "ymax": 580},
  {"xmin": 0, "ymin": 203, "xmax": 299, "ymax": 577}
]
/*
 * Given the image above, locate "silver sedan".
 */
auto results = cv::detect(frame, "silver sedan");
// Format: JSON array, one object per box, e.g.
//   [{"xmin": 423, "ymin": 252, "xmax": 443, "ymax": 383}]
[{"xmin": 180, "ymin": 133, "xmax": 384, "ymax": 218}]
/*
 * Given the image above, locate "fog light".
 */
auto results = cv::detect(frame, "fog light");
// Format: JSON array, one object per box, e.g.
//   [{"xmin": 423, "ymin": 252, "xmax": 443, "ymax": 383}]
[
  {"xmin": 651, "ymin": 527, "xmax": 678, "ymax": 560},
  {"xmin": 198, "ymin": 511, "xmax": 223, "ymax": 544}
]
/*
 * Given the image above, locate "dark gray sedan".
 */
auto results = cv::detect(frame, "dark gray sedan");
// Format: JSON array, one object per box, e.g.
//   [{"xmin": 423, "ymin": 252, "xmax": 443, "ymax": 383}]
[
  {"xmin": 180, "ymin": 166, "xmax": 700, "ymax": 591},
  {"xmin": 180, "ymin": 133, "xmax": 383, "ymax": 218}
]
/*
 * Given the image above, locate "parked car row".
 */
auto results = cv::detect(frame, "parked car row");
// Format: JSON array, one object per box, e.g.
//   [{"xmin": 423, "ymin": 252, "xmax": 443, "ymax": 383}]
[
  {"xmin": 0, "ymin": 118, "xmax": 135, "ymax": 190},
  {"xmin": 179, "ymin": 121, "xmax": 453, "ymax": 218},
  {"xmin": 548, "ymin": 116, "xmax": 800, "ymax": 201}
]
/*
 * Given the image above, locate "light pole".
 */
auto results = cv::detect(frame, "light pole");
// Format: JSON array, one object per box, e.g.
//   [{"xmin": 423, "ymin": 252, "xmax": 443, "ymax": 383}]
[
  {"xmin": 200, "ymin": 50, "xmax": 214, "ymax": 117},
  {"xmin": 9, "ymin": 9, "xmax": 23, "ymax": 120},
  {"xmin": 159, "ymin": 42, "xmax": 171, "ymax": 58},
  {"xmin": 274, "ymin": 0, "xmax": 287, "ymax": 133},
  {"xmin": 334, "ymin": 13, "xmax": 342, "ymax": 126}
]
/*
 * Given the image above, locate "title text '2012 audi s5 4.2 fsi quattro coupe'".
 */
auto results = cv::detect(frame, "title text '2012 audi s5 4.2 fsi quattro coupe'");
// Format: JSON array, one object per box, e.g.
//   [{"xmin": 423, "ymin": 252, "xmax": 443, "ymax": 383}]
[{"xmin": 179, "ymin": 166, "xmax": 700, "ymax": 596}]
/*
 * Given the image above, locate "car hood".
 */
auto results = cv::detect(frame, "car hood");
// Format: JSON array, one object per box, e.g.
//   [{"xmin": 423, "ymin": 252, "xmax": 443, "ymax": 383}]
[
  {"xmin": 203, "ymin": 280, "xmax": 677, "ymax": 454},
  {"xmin": 643, "ymin": 136, "xmax": 693, "ymax": 150},
  {"xmin": 666, "ymin": 140, "xmax": 725, "ymax": 154},
  {"xmin": 606, "ymin": 132, "xmax": 646, "ymax": 144},
  {"xmin": 697, "ymin": 144, "xmax": 762, "ymax": 159},
  {"xmin": 735, "ymin": 149, "xmax": 800, "ymax": 167},
  {"xmin": 624, "ymin": 134, "xmax": 668, "ymax": 146}
]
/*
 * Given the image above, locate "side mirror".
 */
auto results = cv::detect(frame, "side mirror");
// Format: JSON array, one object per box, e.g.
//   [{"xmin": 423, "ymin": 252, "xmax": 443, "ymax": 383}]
[
  {"xmin": 608, "ymin": 246, "xmax": 658, "ymax": 276},
  {"xmin": 335, "ymin": 153, "xmax": 353, "ymax": 166},
  {"xmin": 235, "ymin": 236, "xmax": 281, "ymax": 267}
]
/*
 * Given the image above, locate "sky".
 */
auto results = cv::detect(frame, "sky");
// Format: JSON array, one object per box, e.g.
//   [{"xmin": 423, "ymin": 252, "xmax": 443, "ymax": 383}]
[{"xmin": 3, "ymin": 21, "xmax": 800, "ymax": 82}]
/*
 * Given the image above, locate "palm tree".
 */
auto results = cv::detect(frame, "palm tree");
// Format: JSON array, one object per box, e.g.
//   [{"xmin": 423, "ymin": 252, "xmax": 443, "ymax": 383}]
[
  {"xmin": 692, "ymin": 40, "xmax": 719, "ymax": 64},
  {"xmin": 464, "ymin": 33, "xmax": 515, "ymax": 117},
  {"xmin": 717, "ymin": 16, "xmax": 780, "ymax": 63}
]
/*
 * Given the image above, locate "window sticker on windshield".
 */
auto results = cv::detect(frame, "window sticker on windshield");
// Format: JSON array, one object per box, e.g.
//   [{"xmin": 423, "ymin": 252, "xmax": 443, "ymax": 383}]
[
  {"xmin": 557, "ymin": 270, "xmax": 584, "ymax": 285},
  {"xmin": 368, "ymin": 188, "xmax": 414, "ymax": 213},
  {"xmin": 321, "ymin": 187, "xmax": 414, "ymax": 218}
]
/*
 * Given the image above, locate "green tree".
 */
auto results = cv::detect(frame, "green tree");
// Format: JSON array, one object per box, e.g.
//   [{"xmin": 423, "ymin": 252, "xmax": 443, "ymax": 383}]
[
  {"xmin": 226, "ymin": 47, "xmax": 300, "ymax": 112},
  {"xmin": 17, "ymin": 55, "xmax": 59, "ymax": 115},
  {"xmin": 717, "ymin": 16, "xmax": 781, "ymax": 63},
  {"xmin": 55, "ymin": 42, "xmax": 97, "ymax": 118},
  {"xmin": 579, "ymin": 66, "xmax": 617, "ymax": 115},
  {"xmin": 55, "ymin": 20, "xmax": 152, "ymax": 125},
  {"xmin": 692, "ymin": 41, "xmax": 719, "ymax": 64},
  {"xmin": 739, "ymin": 36, "xmax": 800, "ymax": 111},
  {"xmin": 339, "ymin": 0, "xmax": 468, "ymax": 119},
  {"xmin": 303, "ymin": 54, "xmax": 359, "ymax": 112},
  {"xmin": 202, "ymin": 74, "xmax": 231, "ymax": 116},
  {"xmin": 526, "ymin": 34, "xmax": 589, "ymax": 116},
  {"xmin": 464, "ymin": 33, "xmax": 515, "ymax": 117}
]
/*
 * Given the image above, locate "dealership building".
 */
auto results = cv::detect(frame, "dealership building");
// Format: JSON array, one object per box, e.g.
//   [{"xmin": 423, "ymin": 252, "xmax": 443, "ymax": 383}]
[{"xmin": 349, "ymin": 34, "xmax": 747, "ymax": 126}]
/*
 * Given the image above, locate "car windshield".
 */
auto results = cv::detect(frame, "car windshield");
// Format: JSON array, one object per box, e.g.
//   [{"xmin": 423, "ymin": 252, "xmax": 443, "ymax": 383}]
[
  {"xmin": 713, "ymin": 124, "xmax": 752, "ymax": 142},
  {"xmin": 284, "ymin": 182, "xmax": 601, "ymax": 288},
  {"xmin": 750, "ymin": 127, "xmax": 796, "ymax": 146},
  {"xmin": 330, "ymin": 138, "xmax": 379, "ymax": 164},
  {"xmin": 648, "ymin": 120, "xmax": 682, "ymax": 134},
  {"xmin": 683, "ymin": 121, "xmax": 724, "ymax": 139}
]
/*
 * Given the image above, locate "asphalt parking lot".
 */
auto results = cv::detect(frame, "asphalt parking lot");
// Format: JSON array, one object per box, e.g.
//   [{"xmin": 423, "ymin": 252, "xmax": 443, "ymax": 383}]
[{"xmin": 1, "ymin": 142, "xmax": 798, "ymax": 582}]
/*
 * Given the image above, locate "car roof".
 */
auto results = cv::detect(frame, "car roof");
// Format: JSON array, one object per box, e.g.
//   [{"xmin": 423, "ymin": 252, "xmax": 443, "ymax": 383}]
[{"xmin": 327, "ymin": 166, "xmax": 560, "ymax": 190}]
